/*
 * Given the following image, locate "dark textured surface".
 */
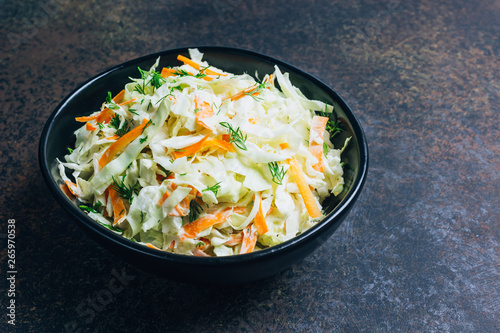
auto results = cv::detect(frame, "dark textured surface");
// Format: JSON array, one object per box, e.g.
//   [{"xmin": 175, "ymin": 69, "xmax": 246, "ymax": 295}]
[{"xmin": 0, "ymin": 0, "xmax": 498, "ymax": 332}]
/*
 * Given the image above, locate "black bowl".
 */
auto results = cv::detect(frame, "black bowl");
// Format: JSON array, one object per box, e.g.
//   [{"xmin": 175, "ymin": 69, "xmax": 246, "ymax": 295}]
[{"xmin": 39, "ymin": 46, "xmax": 368, "ymax": 285}]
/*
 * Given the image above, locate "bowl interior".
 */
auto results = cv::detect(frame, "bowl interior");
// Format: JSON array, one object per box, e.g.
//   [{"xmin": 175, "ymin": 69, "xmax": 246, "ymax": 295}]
[{"xmin": 40, "ymin": 46, "xmax": 368, "ymax": 265}]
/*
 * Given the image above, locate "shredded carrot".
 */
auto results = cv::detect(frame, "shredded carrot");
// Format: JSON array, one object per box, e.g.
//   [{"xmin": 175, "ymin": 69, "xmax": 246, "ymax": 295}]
[
  {"xmin": 222, "ymin": 134, "xmax": 231, "ymax": 142},
  {"xmin": 171, "ymin": 134, "xmax": 210, "ymax": 159},
  {"xmin": 108, "ymin": 186, "xmax": 126, "ymax": 226},
  {"xmin": 286, "ymin": 157, "xmax": 322, "ymax": 218},
  {"xmin": 161, "ymin": 67, "xmax": 177, "ymax": 78},
  {"xmin": 168, "ymin": 240, "xmax": 175, "ymax": 249},
  {"xmin": 64, "ymin": 181, "xmax": 78, "ymax": 197},
  {"xmin": 226, "ymin": 84, "xmax": 259, "ymax": 102},
  {"xmin": 248, "ymin": 118, "xmax": 257, "ymax": 124},
  {"xmin": 99, "ymin": 118, "xmax": 150, "ymax": 168},
  {"xmin": 112, "ymin": 90, "xmax": 125, "ymax": 103},
  {"xmin": 146, "ymin": 243, "xmax": 161, "ymax": 250},
  {"xmin": 202, "ymin": 138, "xmax": 235, "ymax": 153},
  {"xmin": 177, "ymin": 54, "xmax": 227, "ymax": 76},
  {"xmin": 158, "ymin": 190, "xmax": 170, "ymax": 206},
  {"xmin": 75, "ymin": 108, "xmax": 115, "ymax": 124},
  {"xmin": 254, "ymin": 193, "xmax": 268, "ymax": 235},
  {"xmin": 75, "ymin": 90, "xmax": 125, "ymax": 122},
  {"xmin": 192, "ymin": 248, "xmax": 211, "ymax": 257},
  {"xmin": 118, "ymin": 98, "xmax": 136, "ymax": 106},
  {"xmin": 60, "ymin": 183, "xmax": 75, "ymax": 199},
  {"xmin": 180, "ymin": 207, "xmax": 246, "ymax": 241},
  {"xmin": 309, "ymin": 116, "xmax": 329, "ymax": 172},
  {"xmin": 266, "ymin": 74, "xmax": 274, "ymax": 86},
  {"xmin": 86, "ymin": 122, "xmax": 97, "ymax": 131},
  {"xmin": 280, "ymin": 142, "xmax": 289, "ymax": 150},
  {"xmin": 106, "ymin": 135, "xmax": 120, "ymax": 141},
  {"xmin": 194, "ymin": 96, "xmax": 214, "ymax": 130},
  {"xmin": 224, "ymin": 232, "xmax": 243, "ymax": 246},
  {"xmin": 240, "ymin": 224, "xmax": 257, "ymax": 254}
]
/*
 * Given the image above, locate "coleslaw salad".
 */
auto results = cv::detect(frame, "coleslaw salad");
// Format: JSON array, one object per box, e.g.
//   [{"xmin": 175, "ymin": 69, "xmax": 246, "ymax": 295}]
[{"xmin": 58, "ymin": 48, "xmax": 348, "ymax": 256}]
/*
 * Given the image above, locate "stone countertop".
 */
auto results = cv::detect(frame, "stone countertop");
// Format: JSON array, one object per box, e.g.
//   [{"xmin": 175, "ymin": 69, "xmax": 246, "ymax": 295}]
[{"xmin": 0, "ymin": 0, "xmax": 498, "ymax": 332}]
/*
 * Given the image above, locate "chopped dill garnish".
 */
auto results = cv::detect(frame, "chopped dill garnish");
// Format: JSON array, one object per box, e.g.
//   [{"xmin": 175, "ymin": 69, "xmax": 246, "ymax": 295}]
[
  {"xmin": 139, "ymin": 136, "xmax": 148, "ymax": 144},
  {"xmin": 188, "ymin": 199, "xmax": 204, "ymax": 222},
  {"xmin": 318, "ymin": 105, "xmax": 343, "ymax": 137},
  {"xmin": 97, "ymin": 220, "xmax": 123, "ymax": 233},
  {"xmin": 157, "ymin": 164, "xmax": 172, "ymax": 182},
  {"xmin": 111, "ymin": 175, "xmax": 139, "ymax": 204},
  {"xmin": 79, "ymin": 201, "xmax": 103, "ymax": 214},
  {"xmin": 109, "ymin": 113, "xmax": 121, "ymax": 130},
  {"xmin": 202, "ymin": 181, "xmax": 221, "ymax": 196},
  {"xmin": 268, "ymin": 162, "xmax": 287, "ymax": 185},
  {"xmin": 219, "ymin": 122, "xmax": 247, "ymax": 150}
]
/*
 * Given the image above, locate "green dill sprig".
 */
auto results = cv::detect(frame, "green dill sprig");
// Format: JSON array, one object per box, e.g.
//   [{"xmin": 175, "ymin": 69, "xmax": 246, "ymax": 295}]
[
  {"xmin": 219, "ymin": 122, "xmax": 247, "ymax": 150},
  {"xmin": 128, "ymin": 108, "xmax": 139, "ymax": 116},
  {"xmin": 106, "ymin": 91, "xmax": 113, "ymax": 104},
  {"xmin": 318, "ymin": 105, "xmax": 343, "ymax": 137},
  {"xmin": 244, "ymin": 82, "xmax": 269, "ymax": 102},
  {"xmin": 97, "ymin": 220, "xmax": 123, "ymax": 233},
  {"xmin": 110, "ymin": 114, "xmax": 131, "ymax": 137},
  {"xmin": 109, "ymin": 114, "xmax": 121, "ymax": 130},
  {"xmin": 149, "ymin": 71, "xmax": 166, "ymax": 90},
  {"xmin": 133, "ymin": 67, "xmax": 149, "ymax": 94},
  {"xmin": 111, "ymin": 175, "xmax": 139, "ymax": 204},
  {"xmin": 268, "ymin": 162, "xmax": 287, "ymax": 185},
  {"xmin": 174, "ymin": 68, "xmax": 207, "ymax": 80},
  {"xmin": 79, "ymin": 201, "xmax": 103, "ymax": 214},
  {"xmin": 188, "ymin": 199, "xmax": 204, "ymax": 223},
  {"xmin": 202, "ymin": 181, "xmax": 221, "ymax": 196},
  {"xmin": 157, "ymin": 164, "xmax": 172, "ymax": 182},
  {"xmin": 105, "ymin": 91, "xmax": 120, "ymax": 109}
]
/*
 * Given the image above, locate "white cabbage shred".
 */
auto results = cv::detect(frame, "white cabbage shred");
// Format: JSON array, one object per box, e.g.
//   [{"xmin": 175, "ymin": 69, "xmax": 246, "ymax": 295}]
[{"xmin": 59, "ymin": 48, "xmax": 348, "ymax": 256}]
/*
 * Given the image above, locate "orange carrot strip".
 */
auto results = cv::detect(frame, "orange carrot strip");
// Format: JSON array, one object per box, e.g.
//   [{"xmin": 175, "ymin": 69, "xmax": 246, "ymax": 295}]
[
  {"xmin": 99, "ymin": 118, "xmax": 150, "ymax": 168},
  {"xmin": 222, "ymin": 134, "xmax": 231, "ymax": 142},
  {"xmin": 224, "ymin": 232, "xmax": 243, "ymax": 246},
  {"xmin": 177, "ymin": 55, "xmax": 227, "ymax": 76},
  {"xmin": 286, "ymin": 157, "xmax": 322, "ymax": 218},
  {"xmin": 168, "ymin": 240, "xmax": 175, "ymax": 249},
  {"xmin": 158, "ymin": 190, "xmax": 170, "ymax": 206},
  {"xmin": 64, "ymin": 181, "xmax": 78, "ymax": 197},
  {"xmin": 202, "ymin": 138, "xmax": 235, "ymax": 153},
  {"xmin": 112, "ymin": 90, "xmax": 125, "ymax": 103},
  {"xmin": 86, "ymin": 122, "xmax": 97, "ymax": 131},
  {"xmin": 180, "ymin": 207, "xmax": 245, "ymax": 241},
  {"xmin": 309, "ymin": 116, "xmax": 329, "ymax": 172},
  {"xmin": 194, "ymin": 96, "xmax": 214, "ymax": 130},
  {"xmin": 171, "ymin": 134, "xmax": 210, "ymax": 159},
  {"xmin": 226, "ymin": 84, "xmax": 259, "ymax": 102},
  {"xmin": 254, "ymin": 194, "xmax": 268, "ymax": 235},
  {"xmin": 192, "ymin": 248, "xmax": 211, "ymax": 257},
  {"xmin": 240, "ymin": 224, "xmax": 257, "ymax": 254},
  {"xmin": 146, "ymin": 243, "xmax": 161, "ymax": 250},
  {"xmin": 108, "ymin": 186, "xmax": 126, "ymax": 226},
  {"xmin": 161, "ymin": 67, "xmax": 177, "ymax": 78},
  {"xmin": 60, "ymin": 183, "xmax": 75, "ymax": 199},
  {"xmin": 118, "ymin": 98, "xmax": 136, "ymax": 106},
  {"xmin": 280, "ymin": 142, "xmax": 289, "ymax": 150},
  {"xmin": 75, "ymin": 90, "xmax": 125, "ymax": 122},
  {"xmin": 106, "ymin": 135, "xmax": 120, "ymax": 141}
]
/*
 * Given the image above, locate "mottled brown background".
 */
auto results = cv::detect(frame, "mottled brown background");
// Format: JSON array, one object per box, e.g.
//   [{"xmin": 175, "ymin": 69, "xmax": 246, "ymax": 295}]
[{"xmin": 0, "ymin": 0, "xmax": 499, "ymax": 332}]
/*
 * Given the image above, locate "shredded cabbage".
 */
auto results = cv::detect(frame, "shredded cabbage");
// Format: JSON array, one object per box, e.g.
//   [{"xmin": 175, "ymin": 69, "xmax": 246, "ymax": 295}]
[{"xmin": 59, "ymin": 48, "xmax": 348, "ymax": 256}]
